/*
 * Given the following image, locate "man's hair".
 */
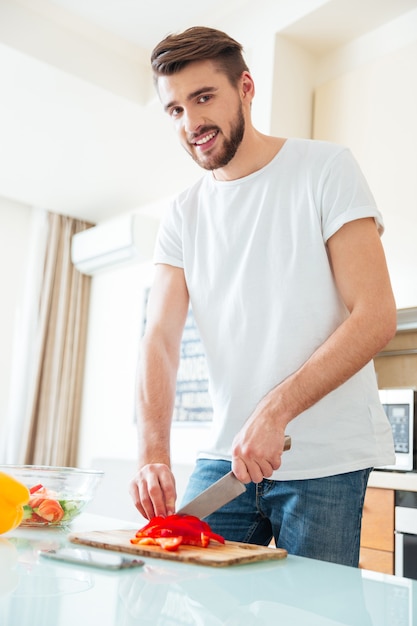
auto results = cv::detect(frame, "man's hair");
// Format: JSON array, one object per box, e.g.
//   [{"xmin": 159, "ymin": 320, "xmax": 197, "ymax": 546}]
[{"xmin": 151, "ymin": 26, "xmax": 249, "ymax": 86}]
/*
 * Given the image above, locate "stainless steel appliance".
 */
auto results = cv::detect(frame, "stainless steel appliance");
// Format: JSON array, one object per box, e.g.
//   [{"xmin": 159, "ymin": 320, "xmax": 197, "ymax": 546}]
[
  {"xmin": 378, "ymin": 388, "xmax": 417, "ymax": 471},
  {"xmin": 395, "ymin": 490, "xmax": 417, "ymax": 580}
]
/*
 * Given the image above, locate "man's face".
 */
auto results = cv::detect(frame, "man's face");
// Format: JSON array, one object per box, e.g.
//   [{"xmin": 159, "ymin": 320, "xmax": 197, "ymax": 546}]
[{"xmin": 158, "ymin": 60, "xmax": 246, "ymax": 171}]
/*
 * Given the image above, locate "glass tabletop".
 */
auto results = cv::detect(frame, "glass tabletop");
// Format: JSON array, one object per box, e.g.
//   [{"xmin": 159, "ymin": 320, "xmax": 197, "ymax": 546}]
[{"xmin": 0, "ymin": 514, "xmax": 416, "ymax": 626}]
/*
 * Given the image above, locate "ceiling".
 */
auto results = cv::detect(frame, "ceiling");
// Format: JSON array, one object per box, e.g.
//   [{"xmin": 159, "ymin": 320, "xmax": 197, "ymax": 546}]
[
  {"xmin": 1, "ymin": 0, "xmax": 417, "ymax": 224},
  {"xmin": 47, "ymin": 0, "xmax": 253, "ymax": 51},
  {"xmin": 20, "ymin": 0, "xmax": 417, "ymax": 53}
]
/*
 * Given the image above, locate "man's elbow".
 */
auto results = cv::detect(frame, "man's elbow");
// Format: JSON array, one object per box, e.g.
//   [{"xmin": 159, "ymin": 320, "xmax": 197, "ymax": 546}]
[{"xmin": 376, "ymin": 301, "xmax": 397, "ymax": 351}]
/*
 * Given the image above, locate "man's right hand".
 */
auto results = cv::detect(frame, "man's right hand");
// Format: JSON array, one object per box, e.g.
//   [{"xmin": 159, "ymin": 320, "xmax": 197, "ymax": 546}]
[{"xmin": 129, "ymin": 463, "xmax": 177, "ymax": 519}]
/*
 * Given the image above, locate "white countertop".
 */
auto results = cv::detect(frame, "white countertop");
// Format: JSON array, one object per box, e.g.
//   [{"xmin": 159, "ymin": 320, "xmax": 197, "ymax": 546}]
[
  {"xmin": 1, "ymin": 513, "xmax": 416, "ymax": 625},
  {"xmin": 368, "ymin": 470, "xmax": 417, "ymax": 492}
]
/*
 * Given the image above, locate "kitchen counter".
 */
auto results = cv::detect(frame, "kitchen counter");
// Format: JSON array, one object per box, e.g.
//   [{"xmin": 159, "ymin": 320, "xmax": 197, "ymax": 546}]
[
  {"xmin": 1, "ymin": 513, "xmax": 416, "ymax": 626},
  {"xmin": 368, "ymin": 469, "xmax": 417, "ymax": 492}
]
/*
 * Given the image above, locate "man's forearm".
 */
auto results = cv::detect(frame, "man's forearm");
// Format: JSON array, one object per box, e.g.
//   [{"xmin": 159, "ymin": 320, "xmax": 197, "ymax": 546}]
[{"xmin": 136, "ymin": 335, "xmax": 180, "ymax": 467}]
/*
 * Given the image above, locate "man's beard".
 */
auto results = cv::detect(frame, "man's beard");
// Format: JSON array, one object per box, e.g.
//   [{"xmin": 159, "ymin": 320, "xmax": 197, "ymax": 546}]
[{"xmin": 187, "ymin": 103, "xmax": 245, "ymax": 171}]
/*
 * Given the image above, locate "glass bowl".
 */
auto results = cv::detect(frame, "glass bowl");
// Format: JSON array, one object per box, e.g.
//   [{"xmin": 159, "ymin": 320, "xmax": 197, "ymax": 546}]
[{"xmin": 0, "ymin": 465, "xmax": 104, "ymax": 527}]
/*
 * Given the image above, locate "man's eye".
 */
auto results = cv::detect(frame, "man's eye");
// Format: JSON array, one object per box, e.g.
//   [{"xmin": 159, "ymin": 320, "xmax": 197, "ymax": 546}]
[
  {"xmin": 198, "ymin": 95, "xmax": 211, "ymax": 104},
  {"xmin": 169, "ymin": 107, "xmax": 182, "ymax": 118}
]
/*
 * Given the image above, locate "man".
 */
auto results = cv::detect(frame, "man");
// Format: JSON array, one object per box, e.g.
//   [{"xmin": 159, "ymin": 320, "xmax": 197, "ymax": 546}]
[{"xmin": 129, "ymin": 26, "xmax": 396, "ymax": 566}]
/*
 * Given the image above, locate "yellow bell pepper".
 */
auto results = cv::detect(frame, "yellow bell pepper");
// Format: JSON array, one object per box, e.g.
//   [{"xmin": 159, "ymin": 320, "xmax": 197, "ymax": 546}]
[{"xmin": 0, "ymin": 472, "xmax": 30, "ymax": 534}]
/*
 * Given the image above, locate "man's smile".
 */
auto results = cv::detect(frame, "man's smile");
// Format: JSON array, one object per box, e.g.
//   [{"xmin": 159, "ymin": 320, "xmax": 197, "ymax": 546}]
[{"xmin": 191, "ymin": 130, "xmax": 219, "ymax": 148}]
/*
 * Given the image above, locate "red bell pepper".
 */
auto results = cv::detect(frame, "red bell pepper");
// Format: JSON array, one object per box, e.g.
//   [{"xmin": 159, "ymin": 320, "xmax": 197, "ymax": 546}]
[
  {"xmin": 130, "ymin": 514, "xmax": 225, "ymax": 551},
  {"xmin": 29, "ymin": 483, "xmax": 43, "ymax": 495}
]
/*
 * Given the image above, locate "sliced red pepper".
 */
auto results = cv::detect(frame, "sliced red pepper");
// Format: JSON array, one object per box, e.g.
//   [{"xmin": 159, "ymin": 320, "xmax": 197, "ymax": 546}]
[
  {"xmin": 29, "ymin": 484, "xmax": 43, "ymax": 494},
  {"xmin": 131, "ymin": 537, "xmax": 158, "ymax": 546},
  {"xmin": 130, "ymin": 536, "xmax": 184, "ymax": 551},
  {"xmin": 135, "ymin": 514, "xmax": 222, "ymax": 538},
  {"xmin": 179, "ymin": 533, "xmax": 210, "ymax": 548},
  {"xmin": 132, "ymin": 514, "xmax": 225, "ymax": 551},
  {"xmin": 155, "ymin": 537, "xmax": 183, "ymax": 551}
]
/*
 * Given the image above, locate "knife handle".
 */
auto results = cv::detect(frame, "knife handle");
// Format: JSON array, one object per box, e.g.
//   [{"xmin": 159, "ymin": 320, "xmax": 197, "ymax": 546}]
[{"xmin": 284, "ymin": 435, "xmax": 291, "ymax": 451}]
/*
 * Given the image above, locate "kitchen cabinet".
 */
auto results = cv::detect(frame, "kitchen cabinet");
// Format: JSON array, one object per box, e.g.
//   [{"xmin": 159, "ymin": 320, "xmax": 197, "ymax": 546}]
[{"xmin": 359, "ymin": 486, "xmax": 394, "ymax": 574}]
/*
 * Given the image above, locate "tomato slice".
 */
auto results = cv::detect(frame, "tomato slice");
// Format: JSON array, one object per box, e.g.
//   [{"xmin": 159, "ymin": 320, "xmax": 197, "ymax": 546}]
[{"xmin": 36, "ymin": 499, "xmax": 64, "ymax": 523}]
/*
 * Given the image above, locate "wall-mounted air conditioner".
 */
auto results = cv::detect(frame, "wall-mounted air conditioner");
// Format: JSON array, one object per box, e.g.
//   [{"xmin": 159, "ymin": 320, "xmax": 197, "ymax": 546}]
[
  {"xmin": 397, "ymin": 307, "xmax": 417, "ymax": 332},
  {"xmin": 71, "ymin": 213, "xmax": 160, "ymax": 275}
]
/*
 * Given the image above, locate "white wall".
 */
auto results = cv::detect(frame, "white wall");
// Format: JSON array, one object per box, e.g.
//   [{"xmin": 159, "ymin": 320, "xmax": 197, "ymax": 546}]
[
  {"xmin": 312, "ymin": 9, "xmax": 417, "ymax": 308},
  {"xmin": 78, "ymin": 259, "xmax": 153, "ymax": 467},
  {"xmin": 271, "ymin": 35, "xmax": 318, "ymax": 138},
  {"xmin": 0, "ymin": 38, "xmax": 200, "ymax": 222},
  {"xmin": 219, "ymin": 0, "xmax": 329, "ymax": 135},
  {"xmin": 0, "ymin": 201, "xmax": 33, "ymax": 451}
]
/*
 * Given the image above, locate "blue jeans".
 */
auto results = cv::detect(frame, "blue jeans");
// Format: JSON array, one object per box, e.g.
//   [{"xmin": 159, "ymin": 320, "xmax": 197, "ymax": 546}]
[{"xmin": 181, "ymin": 459, "xmax": 371, "ymax": 567}]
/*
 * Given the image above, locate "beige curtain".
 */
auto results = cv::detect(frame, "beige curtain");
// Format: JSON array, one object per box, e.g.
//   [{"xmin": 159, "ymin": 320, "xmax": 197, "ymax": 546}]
[{"xmin": 23, "ymin": 213, "xmax": 93, "ymax": 467}]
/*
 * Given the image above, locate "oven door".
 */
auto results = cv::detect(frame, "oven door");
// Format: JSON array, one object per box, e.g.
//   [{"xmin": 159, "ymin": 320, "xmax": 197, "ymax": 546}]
[
  {"xmin": 395, "ymin": 532, "xmax": 417, "ymax": 580},
  {"xmin": 395, "ymin": 502, "xmax": 417, "ymax": 580}
]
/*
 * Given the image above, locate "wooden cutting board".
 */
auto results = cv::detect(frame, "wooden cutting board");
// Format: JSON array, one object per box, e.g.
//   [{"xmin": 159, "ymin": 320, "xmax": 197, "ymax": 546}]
[{"xmin": 69, "ymin": 529, "xmax": 287, "ymax": 567}]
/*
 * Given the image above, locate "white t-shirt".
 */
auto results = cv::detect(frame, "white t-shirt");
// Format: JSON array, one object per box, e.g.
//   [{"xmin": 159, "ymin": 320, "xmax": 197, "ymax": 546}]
[{"xmin": 154, "ymin": 138, "xmax": 395, "ymax": 479}]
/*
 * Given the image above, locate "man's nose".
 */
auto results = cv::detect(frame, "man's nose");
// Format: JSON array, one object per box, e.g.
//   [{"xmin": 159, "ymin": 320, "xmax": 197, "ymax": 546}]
[{"xmin": 183, "ymin": 108, "xmax": 204, "ymax": 134}]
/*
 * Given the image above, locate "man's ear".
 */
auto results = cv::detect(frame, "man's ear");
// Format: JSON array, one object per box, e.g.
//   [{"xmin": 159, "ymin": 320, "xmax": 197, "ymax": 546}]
[{"xmin": 240, "ymin": 71, "xmax": 255, "ymax": 101}]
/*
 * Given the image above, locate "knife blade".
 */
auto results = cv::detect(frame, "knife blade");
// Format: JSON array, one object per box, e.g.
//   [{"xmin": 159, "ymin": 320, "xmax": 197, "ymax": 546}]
[
  {"xmin": 177, "ymin": 435, "xmax": 291, "ymax": 519},
  {"xmin": 176, "ymin": 470, "xmax": 246, "ymax": 519}
]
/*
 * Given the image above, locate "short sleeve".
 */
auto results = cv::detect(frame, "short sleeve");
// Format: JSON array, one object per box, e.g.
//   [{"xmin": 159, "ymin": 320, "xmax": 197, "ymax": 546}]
[
  {"xmin": 153, "ymin": 199, "xmax": 184, "ymax": 268},
  {"xmin": 319, "ymin": 148, "xmax": 384, "ymax": 242}
]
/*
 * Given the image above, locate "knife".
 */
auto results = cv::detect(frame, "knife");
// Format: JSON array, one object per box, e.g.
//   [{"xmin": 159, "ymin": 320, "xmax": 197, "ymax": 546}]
[{"xmin": 177, "ymin": 435, "xmax": 291, "ymax": 519}]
